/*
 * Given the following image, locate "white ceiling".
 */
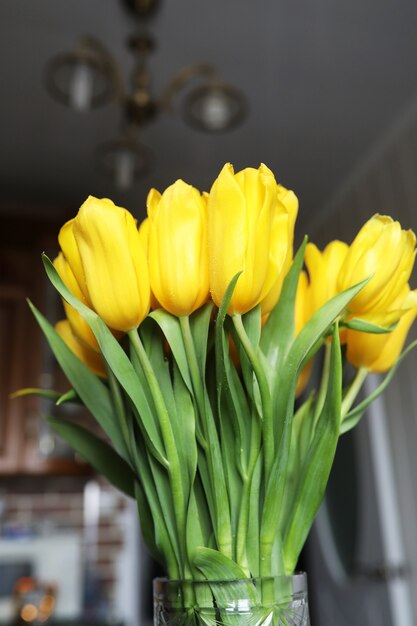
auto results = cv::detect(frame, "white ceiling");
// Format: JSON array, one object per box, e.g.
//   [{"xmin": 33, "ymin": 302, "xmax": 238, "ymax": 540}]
[{"xmin": 2, "ymin": 0, "xmax": 417, "ymax": 227}]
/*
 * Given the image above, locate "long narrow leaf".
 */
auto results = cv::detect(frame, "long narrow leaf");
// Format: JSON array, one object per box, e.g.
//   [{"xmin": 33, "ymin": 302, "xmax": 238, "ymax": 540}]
[
  {"xmin": 42, "ymin": 255, "xmax": 167, "ymax": 467},
  {"xmin": 260, "ymin": 238, "xmax": 307, "ymax": 366},
  {"xmin": 172, "ymin": 361, "xmax": 198, "ymax": 495},
  {"xmin": 189, "ymin": 302, "xmax": 214, "ymax": 376},
  {"xmin": 283, "ymin": 324, "xmax": 342, "ymax": 572},
  {"xmin": 195, "ymin": 547, "xmax": 257, "ymax": 588},
  {"xmin": 343, "ymin": 318, "xmax": 396, "ymax": 334},
  {"xmin": 57, "ymin": 389, "xmax": 80, "ymax": 405},
  {"xmin": 287, "ymin": 278, "xmax": 369, "ymax": 375},
  {"xmin": 11, "ymin": 388, "xmax": 63, "ymax": 401},
  {"xmin": 134, "ymin": 481, "xmax": 160, "ymax": 564},
  {"xmin": 46, "ymin": 417, "xmax": 136, "ymax": 497},
  {"xmin": 29, "ymin": 301, "xmax": 128, "ymax": 460},
  {"xmin": 149, "ymin": 309, "xmax": 193, "ymax": 392}
]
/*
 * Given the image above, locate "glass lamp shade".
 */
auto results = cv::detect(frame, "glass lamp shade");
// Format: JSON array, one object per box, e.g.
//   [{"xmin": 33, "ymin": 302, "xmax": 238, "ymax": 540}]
[
  {"xmin": 183, "ymin": 83, "xmax": 247, "ymax": 133},
  {"xmin": 46, "ymin": 52, "xmax": 116, "ymax": 111},
  {"xmin": 97, "ymin": 135, "xmax": 151, "ymax": 190}
]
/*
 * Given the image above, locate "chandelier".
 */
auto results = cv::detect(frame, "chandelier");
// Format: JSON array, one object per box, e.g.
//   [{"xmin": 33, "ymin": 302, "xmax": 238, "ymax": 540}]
[{"xmin": 44, "ymin": 0, "xmax": 247, "ymax": 189}]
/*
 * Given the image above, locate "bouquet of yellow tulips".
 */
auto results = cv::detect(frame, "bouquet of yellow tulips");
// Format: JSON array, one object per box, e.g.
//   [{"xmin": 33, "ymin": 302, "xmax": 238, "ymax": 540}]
[{"xmin": 23, "ymin": 163, "xmax": 417, "ymax": 585}]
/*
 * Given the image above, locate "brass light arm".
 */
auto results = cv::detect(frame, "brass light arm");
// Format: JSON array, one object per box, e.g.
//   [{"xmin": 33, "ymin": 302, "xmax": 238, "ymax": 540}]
[
  {"xmin": 159, "ymin": 64, "xmax": 219, "ymax": 112},
  {"xmin": 78, "ymin": 35, "xmax": 127, "ymax": 102}
]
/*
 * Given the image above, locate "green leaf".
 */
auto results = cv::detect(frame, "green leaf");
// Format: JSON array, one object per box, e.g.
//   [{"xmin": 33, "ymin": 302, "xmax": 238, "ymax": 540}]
[
  {"xmin": 194, "ymin": 547, "xmax": 256, "ymax": 588},
  {"xmin": 148, "ymin": 308, "xmax": 193, "ymax": 392},
  {"xmin": 237, "ymin": 306, "xmax": 263, "ymax": 410},
  {"xmin": 189, "ymin": 302, "xmax": 214, "ymax": 376},
  {"xmin": 287, "ymin": 277, "xmax": 369, "ymax": 376},
  {"xmin": 57, "ymin": 389, "xmax": 80, "ymax": 405},
  {"xmin": 214, "ymin": 273, "xmax": 241, "ymax": 413},
  {"xmin": 10, "ymin": 388, "xmax": 63, "ymax": 401},
  {"xmin": 146, "ymin": 451, "xmax": 183, "ymax": 572},
  {"xmin": 134, "ymin": 481, "xmax": 160, "ymax": 565},
  {"xmin": 339, "ymin": 409, "xmax": 366, "ymax": 435},
  {"xmin": 172, "ymin": 361, "xmax": 198, "ymax": 495},
  {"xmin": 283, "ymin": 323, "xmax": 342, "ymax": 572},
  {"xmin": 221, "ymin": 345, "xmax": 251, "ymax": 476},
  {"xmin": 131, "ymin": 442, "xmax": 180, "ymax": 579},
  {"xmin": 186, "ymin": 480, "xmax": 213, "ymax": 572},
  {"xmin": 140, "ymin": 319, "xmax": 177, "ymax": 432},
  {"xmin": 341, "ymin": 338, "xmax": 417, "ymax": 434},
  {"xmin": 28, "ymin": 301, "xmax": 129, "ymax": 461},
  {"xmin": 46, "ymin": 417, "xmax": 136, "ymax": 497},
  {"xmin": 194, "ymin": 547, "xmax": 259, "ymax": 617},
  {"xmin": 343, "ymin": 318, "xmax": 397, "ymax": 334},
  {"xmin": 41, "ymin": 255, "xmax": 167, "ymax": 467},
  {"xmin": 261, "ymin": 238, "xmax": 307, "ymax": 366},
  {"xmin": 219, "ymin": 397, "xmax": 244, "ymax": 545}
]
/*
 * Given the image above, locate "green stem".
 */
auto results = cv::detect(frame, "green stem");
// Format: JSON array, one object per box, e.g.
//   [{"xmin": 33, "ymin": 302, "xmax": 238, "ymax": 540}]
[
  {"xmin": 311, "ymin": 342, "xmax": 332, "ymax": 430},
  {"xmin": 236, "ymin": 416, "xmax": 261, "ymax": 573},
  {"xmin": 128, "ymin": 328, "xmax": 187, "ymax": 576},
  {"xmin": 341, "ymin": 367, "xmax": 368, "ymax": 419},
  {"xmin": 179, "ymin": 316, "xmax": 206, "ymax": 409},
  {"xmin": 232, "ymin": 315, "xmax": 274, "ymax": 479},
  {"xmin": 179, "ymin": 315, "xmax": 233, "ymax": 558}
]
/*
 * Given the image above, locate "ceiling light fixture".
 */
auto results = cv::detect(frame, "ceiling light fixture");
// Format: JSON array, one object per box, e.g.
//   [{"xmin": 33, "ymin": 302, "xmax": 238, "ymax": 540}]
[{"xmin": 44, "ymin": 0, "xmax": 247, "ymax": 187}]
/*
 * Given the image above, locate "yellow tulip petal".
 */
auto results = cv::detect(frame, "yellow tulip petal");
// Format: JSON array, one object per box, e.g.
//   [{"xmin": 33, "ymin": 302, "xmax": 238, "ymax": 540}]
[
  {"xmin": 339, "ymin": 215, "xmax": 416, "ymax": 321},
  {"xmin": 147, "ymin": 179, "xmax": 209, "ymax": 316},
  {"xmin": 58, "ymin": 220, "xmax": 91, "ymax": 303},
  {"xmin": 54, "ymin": 252, "xmax": 99, "ymax": 350},
  {"xmin": 73, "ymin": 196, "xmax": 150, "ymax": 331},
  {"xmin": 55, "ymin": 320, "xmax": 106, "ymax": 378},
  {"xmin": 208, "ymin": 163, "xmax": 279, "ymax": 314},
  {"xmin": 346, "ymin": 287, "xmax": 417, "ymax": 372},
  {"xmin": 305, "ymin": 240, "xmax": 349, "ymax": 314},
  {"xmin": 338, "ymin": 214, "xmax": 391, "ymax": 289}
]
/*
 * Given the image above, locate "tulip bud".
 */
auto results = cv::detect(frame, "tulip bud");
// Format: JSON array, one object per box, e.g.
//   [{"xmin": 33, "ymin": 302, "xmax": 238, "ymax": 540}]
[
  {"xmin": 338, "ymin": 215, "xmax": 416, "ymax": 324},
  {"xmin": 55, "ymin": 320, "xmax": 106, "ymax": 378},
  {"xmin": 146, "ymin": 181, "xmax": 209, "ymax": 316},
  {"xmin": 260, "ymin": 184, "xmax": 298, "ymax": 316},
  {"xmin": 345, "ymin": 288, "xmax": 417, "ymax": 372},
  {"xmin": 54, "ymin": 252, "xmax": 99, "ymax": 351},
  {"xmin": 305, "ymin": 240, "xmax": 349, "ymax": 315},
  {"xmin": 60, "ymin": 196, "xmax": 150, "ymax": 332},
  {"xmin": 58, "ymin": 219, "xmax": 91, "ymax": 305},
  {"xmin": 207, "ymin": 163, "xmax": 278, "ymax": 315}
]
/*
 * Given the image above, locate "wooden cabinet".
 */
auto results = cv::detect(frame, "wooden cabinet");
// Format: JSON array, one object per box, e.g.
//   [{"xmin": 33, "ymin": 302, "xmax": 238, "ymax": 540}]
[{"xmin": 0, "ymin": 217, "xmax": 90, "ymax": 475}]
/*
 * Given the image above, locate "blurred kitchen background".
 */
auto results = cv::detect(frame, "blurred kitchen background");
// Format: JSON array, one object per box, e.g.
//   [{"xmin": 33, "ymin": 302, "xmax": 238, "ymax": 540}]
[{"xmin": 2, "ymin": 1, "xmax": 417, "ymax": 626}]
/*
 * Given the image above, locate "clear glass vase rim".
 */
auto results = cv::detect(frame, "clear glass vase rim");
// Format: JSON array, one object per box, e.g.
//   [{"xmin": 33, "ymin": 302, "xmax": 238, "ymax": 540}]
[{"xmin": 154, "ymin": 571, "xmax": 307, "ymax": 585}]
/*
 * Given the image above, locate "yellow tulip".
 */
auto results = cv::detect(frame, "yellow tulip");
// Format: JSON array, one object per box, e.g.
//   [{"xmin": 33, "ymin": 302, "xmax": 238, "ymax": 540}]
[
  {"xmin": 338, "ymin": 215, "xmax": 416, "ymax": 324},
  {"xmin": 260, "ymin": 184, "xmax": 298, "ymax": 315},
  {"xmin": 207, "ymin": 163, "xmax": 278, "ymax": 315},
  {"xmin": 146, "ymin": 181, "xmax": 209, "ymax": 316},
  {"xmin": 305, "ymin": 240, "xmax": 349, "ymax": 314},
  {"xmin": 54, "ymin": 252, "xmax": 99, "ymax": 351},
  {"xmin": 345, "ymin": 287, "xmax": 417, "ymax": 372},
  {"xmin": 56, "ymin": 320, "xmax": 107, "ymax": 378},
  {"xmin": 60, "ymin": 196, "xmax": 150, "ymax": 332}
]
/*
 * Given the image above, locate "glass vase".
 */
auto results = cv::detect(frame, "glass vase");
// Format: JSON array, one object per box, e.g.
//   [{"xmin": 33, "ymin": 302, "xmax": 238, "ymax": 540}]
[{"xmin": 153, "ymin": 573, "xmax": 310, "ymax": 626}]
